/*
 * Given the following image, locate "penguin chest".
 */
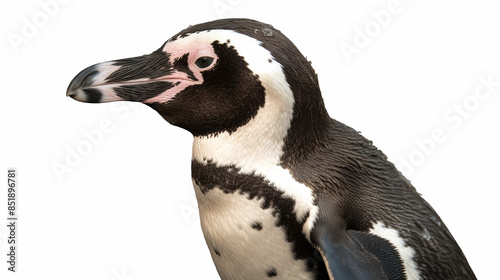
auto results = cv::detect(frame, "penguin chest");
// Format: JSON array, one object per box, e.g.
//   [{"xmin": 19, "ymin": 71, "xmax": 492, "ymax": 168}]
[{"xmin": 193, "ymin": 183, "xmax": 317, "ymax": 280}]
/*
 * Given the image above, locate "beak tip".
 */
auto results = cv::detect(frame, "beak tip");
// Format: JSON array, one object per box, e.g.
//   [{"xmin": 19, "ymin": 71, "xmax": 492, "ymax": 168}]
[
  {"xmin": 67, "ymin": 63, "xmax": 106, "ymax": 102},
  {"xmin": 66, "ymin": 64, "xmax": 102, "ymax": 100},
  {"xmin": 66, "ymin": 82, "xmax": 85, "ymax": 102},
  {"xmin": 66, "ymin": 88, "xmax": 76, "ymax": 98},
  {"xmin": 66, "ymin": 88, "xmax": 83, "ymax": 101}
]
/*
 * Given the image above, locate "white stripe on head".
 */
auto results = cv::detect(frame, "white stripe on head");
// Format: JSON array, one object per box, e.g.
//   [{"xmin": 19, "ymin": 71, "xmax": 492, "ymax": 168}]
[{"xmin": 186, "ymin": 29, "xmax": 294, "ymax": 170}]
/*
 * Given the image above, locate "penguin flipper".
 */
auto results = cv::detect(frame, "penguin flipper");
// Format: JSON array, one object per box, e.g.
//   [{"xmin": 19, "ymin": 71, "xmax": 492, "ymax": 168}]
[
  {"xmin": 312, "ymin": 226, "xmax": 407, "ymax": 280},
  {"xmin": 310, "ymin": 196, "xmax": 406, "ymax": 280}
]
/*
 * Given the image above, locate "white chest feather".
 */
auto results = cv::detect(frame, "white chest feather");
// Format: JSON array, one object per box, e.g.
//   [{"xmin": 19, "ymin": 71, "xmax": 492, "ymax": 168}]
[{"xmin": 194, "ymin": 183, "xmax": 316, "ymax": 280}]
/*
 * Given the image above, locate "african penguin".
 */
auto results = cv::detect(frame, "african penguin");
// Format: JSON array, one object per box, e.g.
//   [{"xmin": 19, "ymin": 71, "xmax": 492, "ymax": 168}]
[{"xmin": 67, "ymin": 18, "xmax": 477, "ymax": 280}]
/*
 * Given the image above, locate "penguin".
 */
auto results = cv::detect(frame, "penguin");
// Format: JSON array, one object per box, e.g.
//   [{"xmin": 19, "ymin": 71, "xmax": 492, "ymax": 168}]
[{"xmin": 67, "ymin": 18, "xmax": 476, "ymax": 280}]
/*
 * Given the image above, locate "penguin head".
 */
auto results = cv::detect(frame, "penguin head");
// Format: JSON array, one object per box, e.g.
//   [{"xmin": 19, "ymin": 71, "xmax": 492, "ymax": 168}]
[{"xmin": 67, "ymin": 18, "xmax": 328, "ymax": 139}]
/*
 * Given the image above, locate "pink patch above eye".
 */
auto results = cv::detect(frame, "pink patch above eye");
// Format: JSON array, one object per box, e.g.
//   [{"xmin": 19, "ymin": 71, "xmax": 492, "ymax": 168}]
[
  {"xmin": 142, "ymin": 37, "xmax": 218, "ymax": 104},
  {"xmin": 165, "ymin": 40, "xmax": 217, "ymax": 63}
]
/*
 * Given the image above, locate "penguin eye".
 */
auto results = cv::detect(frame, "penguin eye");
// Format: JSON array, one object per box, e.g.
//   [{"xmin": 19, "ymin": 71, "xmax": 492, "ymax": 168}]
[{"xmin": 195, "ymin": 57, "xmax": 214, "ymax": 69}]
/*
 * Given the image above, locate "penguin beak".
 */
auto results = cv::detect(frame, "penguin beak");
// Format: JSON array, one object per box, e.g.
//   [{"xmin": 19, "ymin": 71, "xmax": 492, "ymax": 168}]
[{"xmin": 66, "ymin": 50, "xmax": 178, "ymax": 103}]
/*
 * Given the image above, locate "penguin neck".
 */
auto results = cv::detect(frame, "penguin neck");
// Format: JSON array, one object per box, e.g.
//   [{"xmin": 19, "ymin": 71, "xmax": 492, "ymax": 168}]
[
  {"xmin": 280, "ymin": 90, "xmax": 331, "ymax": 168},
  {"xmin": 190, "ymin": 84, "xmax": 323, "ymax": 227},
  {"xmin": 192, "ymin": 36, "xmax": 331, "ymax": 173},
  {"xmin": 192, "ymin": 88, "xmax": 330, "ymax": 175},
  {"xmin": 192, "ymin": 78, "xmax": 297, "ymax": 174},
  {"xmin": 279, "ymin": 70, "xmax": 331, "ymax": 168}
]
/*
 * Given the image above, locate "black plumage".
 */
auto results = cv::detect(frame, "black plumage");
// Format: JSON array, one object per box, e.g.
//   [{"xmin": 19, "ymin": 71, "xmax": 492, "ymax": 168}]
[{"xmin": 67, "ymin": 18, "xmax": 477, "ymax": 280}]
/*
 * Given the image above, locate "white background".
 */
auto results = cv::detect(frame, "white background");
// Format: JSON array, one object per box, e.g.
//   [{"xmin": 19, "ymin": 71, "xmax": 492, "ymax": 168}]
[{"xmin": 1, "ymin": 0, "xmax": 499, "ymax": 279}]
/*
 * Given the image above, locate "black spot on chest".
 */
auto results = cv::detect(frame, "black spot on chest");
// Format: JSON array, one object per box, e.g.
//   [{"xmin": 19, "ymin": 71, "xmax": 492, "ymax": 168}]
[
  {"xmin": 214, "ymin": 248, "xmax": 221, "ymax": 256},
  {"xmin": 251, "ymin": 222, "xmax": 263, "ymax": 231},
  {"xmin": 267, "ymin": 268, "xmax": 278, "ymax": 277}
]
